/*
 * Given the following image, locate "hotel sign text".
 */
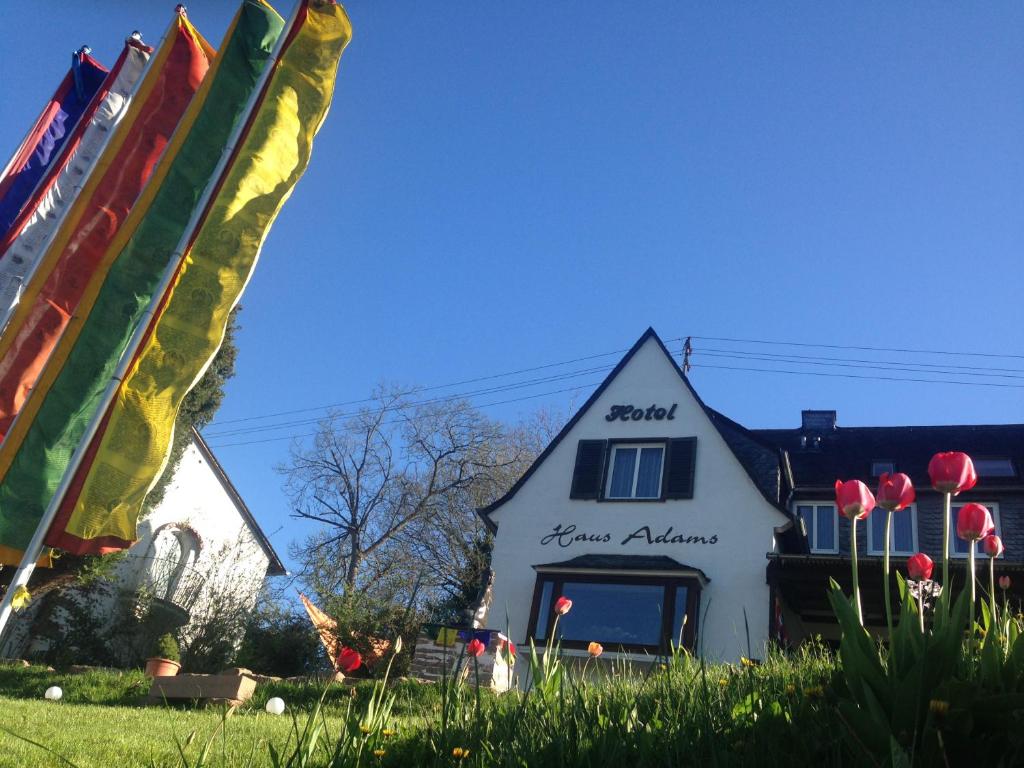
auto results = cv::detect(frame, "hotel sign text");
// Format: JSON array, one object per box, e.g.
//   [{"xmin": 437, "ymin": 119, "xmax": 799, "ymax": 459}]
[
  {"xmin": 540, "ymin": 523, "xmax": 718, "ymax": 548},
  {"xmin": 605, "ymin": 403, "xmax": 678, "ymax": 422}
]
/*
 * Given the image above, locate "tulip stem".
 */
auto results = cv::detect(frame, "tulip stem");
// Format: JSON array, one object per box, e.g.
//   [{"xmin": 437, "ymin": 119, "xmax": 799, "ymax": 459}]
[
  {"xmin": 917, "ymin": 589, "xmax": 924, "ymax": 634},
  {"xmin": 851, "ymin": 517, "xmax": 863, "ymax": 625},
  {"xmin": 942, "ymin": 492, "xmax": 951, "ymax": 619},
  {"xmin": 883, "ymin": 509, "xmax": 894, "ymax": 640},
  {"xmin": 989, "ymin": 556, "xmax": 997, "ymax": 629},
  {"xmin": 969, "ymin": 542, "xmax": 977, "ymax": 610}
]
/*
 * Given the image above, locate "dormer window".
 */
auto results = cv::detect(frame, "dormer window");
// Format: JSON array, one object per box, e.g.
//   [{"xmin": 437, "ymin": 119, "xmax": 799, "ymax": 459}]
[
  {"xmin": 974, "ymin": 458, "xmax": 1016, "ymax": 478},
  {"xmin": 606, "ymin": 443, "xmax": 664, "ymax": 499}
]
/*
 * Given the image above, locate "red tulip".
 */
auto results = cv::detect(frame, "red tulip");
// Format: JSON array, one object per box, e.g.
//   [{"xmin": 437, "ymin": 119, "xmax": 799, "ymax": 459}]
[
  {"xmin": 928, "ymin": 452, "xmax": 977, "ymax": 495},
  {"xmin": 956, "ymin": 503, "xmax": 994, "ymax": 542},
  {"xmin": 497, "ymin": 632, "xmax": 516, "ymax": 657},
  {"xmin": 981, "ymin": 534, "xmax": 1004, "ymax": 558},
  {"xmin": 834, "ymin": 479, "xmax": 875, "ymax": 520},
  {"xmin": 999, "ymin": 575, "xmax": 1012, "ymax": 591},
  {"xmin": 337, "ymin": 646, "xmax": 362, "ymax": 673},
  {"xmin": 466, "ymin": 638, "xmax": 486, "ymax": 657},
  {"xmin": 907, "ymin": 553, "xmax": 934, "ymax": 581},
  {"xmin": 876, "ymin": 472, "xmax": 915, "ymax": 512},
  {"xmin": 554, "ymin": 596, "xmax": 572, "ymax": 615}
]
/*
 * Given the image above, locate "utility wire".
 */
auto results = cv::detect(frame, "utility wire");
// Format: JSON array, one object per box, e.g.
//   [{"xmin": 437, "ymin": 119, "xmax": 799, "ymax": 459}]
[
  {"xmin": 204, "ymin": 380, "xmax": 603, "ymax": 449},
  {"xmin": 695, "ymin": 350, "xmax": 1024, "ymax": 380},
  {"xmin": 204, "ymin": 333, "xmax": 1024, "ymax": 449},
  {"xmin": 204, "ymin": 363, "xmax": 615, "ymax": 439},
  {"xmin": 691, "ymin": 335, "xmax": 1024, "ymax": 361},
  {"xmin": 691, "ymin": 362, "xmax": 1024, "ymax": 389},
  {"xmin": 696, "ymin": 347, "xmax": 1024, "ymax": 375},
  {"xmin": 208, "ymin": 339, "xmax": 681, "ymax": 428}
]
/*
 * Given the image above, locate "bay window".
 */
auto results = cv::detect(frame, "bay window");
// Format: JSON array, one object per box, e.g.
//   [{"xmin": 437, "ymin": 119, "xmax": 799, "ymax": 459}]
[{"xmin": 528, "ymin": 571, "xmax": 701, "ymax": 652}]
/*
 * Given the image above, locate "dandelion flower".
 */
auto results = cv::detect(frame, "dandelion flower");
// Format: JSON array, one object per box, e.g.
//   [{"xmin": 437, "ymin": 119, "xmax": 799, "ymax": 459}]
[
  {"xmin": 10, "ymin": 585, "xmax": 30, "ymax": 612},
  {"xmin": 360, "ymin": 725, "xmax": 372, "ymax": 734},
  {"xmin": 929, "ymin": 699, "xmax": 950, "ymax": 716},
  {"xmin": 373, "ymin": 749, "xmax": 386, "ymax": 758}
]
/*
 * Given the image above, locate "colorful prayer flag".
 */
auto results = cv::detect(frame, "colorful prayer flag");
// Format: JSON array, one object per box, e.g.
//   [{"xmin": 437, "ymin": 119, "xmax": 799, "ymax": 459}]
[
  {"xmin": 0, "ymin": 36, "xmax": 152, "ymax": 325},
  {"xmin": 0, "ymin": 50, "xmax": 108, "ymax": 242},
  {"xmin": 47, "ymin": 0, "xmax": 350, "ymax": 555},
  {"xmin": 0, "ymin": 10, "xmax": 212, "ymax": 466},
  {"xmin": 0, "ymin": 1, "xmax": 283, "ymax": 565}
]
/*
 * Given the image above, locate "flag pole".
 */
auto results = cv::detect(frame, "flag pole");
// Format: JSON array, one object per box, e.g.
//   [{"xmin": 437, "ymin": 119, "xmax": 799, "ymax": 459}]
[
  {"xmin": 0, "ymin": 31, "xmax": 157, "ymax": 334},
  {"xmin": 0, "ymin": 0, "xmax": 304, "ymax": 645}
]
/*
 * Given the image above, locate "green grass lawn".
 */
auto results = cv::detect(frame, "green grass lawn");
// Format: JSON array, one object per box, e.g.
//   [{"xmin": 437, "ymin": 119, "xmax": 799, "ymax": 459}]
[
  {"xmin": 0, "ymin": 696, "xmax": 330, "ymax": 768},
  {"xmin": 0, "ymin": 648, "xmax": 843, "ymax": 767}
]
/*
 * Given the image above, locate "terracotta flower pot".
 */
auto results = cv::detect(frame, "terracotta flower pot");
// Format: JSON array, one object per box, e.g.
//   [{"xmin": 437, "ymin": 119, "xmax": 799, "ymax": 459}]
[{"xmin": 145, "ymin": 657, "xmax": 181, "ymax": 678}]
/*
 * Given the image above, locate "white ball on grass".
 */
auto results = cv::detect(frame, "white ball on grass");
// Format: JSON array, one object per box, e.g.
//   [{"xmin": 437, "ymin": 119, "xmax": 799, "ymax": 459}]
[
  {"xmin": 265, "ymin": 697, "xmax": 285, "ymax": 715},
  {"xmin": 44, "ymin": 686, "xmax": 62, "ymax": 701}
]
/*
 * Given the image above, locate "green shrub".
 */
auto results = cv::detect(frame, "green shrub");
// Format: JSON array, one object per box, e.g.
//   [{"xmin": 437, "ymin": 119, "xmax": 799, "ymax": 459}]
[{"xmin": 152, "ymin": 633, "xmax": 179, "ymax": 662}]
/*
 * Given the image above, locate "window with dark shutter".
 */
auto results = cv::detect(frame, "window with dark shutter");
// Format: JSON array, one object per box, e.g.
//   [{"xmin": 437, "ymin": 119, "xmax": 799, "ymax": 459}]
[
  {"xmin": 570, "ymin": 440, "xmax": 606, "ymax": 499},
  {"xmin": 663, "ymin": 437, "xmax": 696, "ymax": 499}
]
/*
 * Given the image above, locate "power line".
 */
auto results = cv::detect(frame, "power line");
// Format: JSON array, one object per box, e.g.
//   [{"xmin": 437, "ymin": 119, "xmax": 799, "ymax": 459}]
[
  {"xmin": 695, "ymin": 350, "xmax": 1024, "ymax": 380},
  {"xmin": 691, "ymin": 362, "xmax": 1024, "ymax": 388},
  {"xmin": 203, "ymin": 363, "xmax": 616, "ymax": 439},
  {"xmin": 697, "ymin": 346, "xmax": 1024, "ymax": 375},
  {"xmin": 204, "ymin": 380, "xmax": 603, "ymax": 449},
  {"xmin": 208, "ymin": 340, "xmax": 681, "ymax": 428},
  {"xmin": 691, "ymin": 335, "xmax": 1024, "ymax": 361}
]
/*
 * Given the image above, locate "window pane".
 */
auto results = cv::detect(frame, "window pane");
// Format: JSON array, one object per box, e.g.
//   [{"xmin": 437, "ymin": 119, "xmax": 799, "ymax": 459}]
[
  {"xmin": 671, "ymin": 587, "xmax": 689, "ymax": 647},
  {"xmin": 975, "ymin": 459, "xmax": 1015, "ymax": 477},
  {"xmin": 951, "ymin": 508, "xmax": 970, "ymax": 554},
  {"xmin": 798, "ymin": 505, "xmax": 814, "ymax": 543},
  {"xmin": 951, "ymin": 506, "xmax": 995, "ymax": 555},
  {"xmin": 608, "ymin": 448, "xmax": 637, "ymax": 498},
  {"xmin": 816, "ymin": 505, "xmax": 835, "ymax": 551},
  {"xmin": 635, "ymin": 447, "xmax": 664, "ymax": 498},
  {"xmin": 870, "ymin": 510, "xmax": 886, "ymax": 553},
  {"xmin": 893, "ymin": 510, "xmax": 913, "ymax": 553},
  {"xmin": 535, "ymin": 581, "xmax": 553, "ymax": 640},
  {"xmin": 556, "ymin": 582, "xmax": 666, "ymax": 646}
]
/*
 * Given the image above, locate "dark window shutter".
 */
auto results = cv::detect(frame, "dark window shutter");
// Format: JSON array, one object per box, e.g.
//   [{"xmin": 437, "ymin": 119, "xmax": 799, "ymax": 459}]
[
  {"xmin": 570, "ymin": 440, "xmax": 607, "ymax": 499},
  {"xmin": 663, "ymin": 438, "xmax": 697, "ymax": 499}
]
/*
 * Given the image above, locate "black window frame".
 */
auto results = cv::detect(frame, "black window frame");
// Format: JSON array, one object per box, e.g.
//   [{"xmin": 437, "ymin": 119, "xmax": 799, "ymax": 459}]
[
  {"xmin": 567, "ymin": 436, "xmax": 697, "ymax": 503},
  {"xmin": 526, "ymin": 572, "xmax": 701, "ymax": 653}
]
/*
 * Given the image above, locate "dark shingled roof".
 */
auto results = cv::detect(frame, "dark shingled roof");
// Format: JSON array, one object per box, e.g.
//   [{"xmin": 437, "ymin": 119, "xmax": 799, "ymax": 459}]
[
  {"xmin": 534, "ymin": 554, "xmax": 710, "ymax": 582},
  {"xmin": 752, "ymin": 423, "xmax": 1024, "ymax": 491}
]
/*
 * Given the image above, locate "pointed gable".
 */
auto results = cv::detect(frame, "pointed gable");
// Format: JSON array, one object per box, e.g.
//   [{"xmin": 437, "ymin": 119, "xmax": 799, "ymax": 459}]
[{"xmin": 478, "ymin": 328, "xmax": 793, "ymax": 531}]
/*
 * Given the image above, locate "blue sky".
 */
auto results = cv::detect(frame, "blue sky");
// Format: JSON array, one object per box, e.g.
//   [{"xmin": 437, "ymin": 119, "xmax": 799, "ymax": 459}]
[{"xmin": 1, "ymin": 2, "xmax": 1022, "ymax": 572}]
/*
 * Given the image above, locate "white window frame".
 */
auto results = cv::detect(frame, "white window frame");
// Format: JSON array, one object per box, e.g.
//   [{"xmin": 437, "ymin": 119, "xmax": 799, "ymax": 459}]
[
  {"xmin": 795, "ymin": 501, "xmax": 839, "ymax": 554},
  {"xmin": 605, "ymin": 442, "xmax": 666, "ymax": 500},
  {"xmin": 948, "ymin": 502, "xmax": 1002, "ymax": 559},
  {"xmin": 866, "ymin": 503, "xmax": 918, "ymax": 556}
]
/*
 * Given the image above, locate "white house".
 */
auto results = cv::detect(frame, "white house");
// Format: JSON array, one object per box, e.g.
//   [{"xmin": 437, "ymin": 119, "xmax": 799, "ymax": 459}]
[
  {"xmin": 478, "ymin": 328, "xmax": 796, "ymax": 663},
  {"xmin": 1, "ymin": 428, "xmax": 285, "ymax": 660}
]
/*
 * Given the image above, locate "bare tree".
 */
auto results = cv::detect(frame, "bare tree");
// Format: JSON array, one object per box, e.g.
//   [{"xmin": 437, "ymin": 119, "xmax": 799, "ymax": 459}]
[{"xmin": 282, "ymin": 386, "xmax": 541, "ymax": 606}]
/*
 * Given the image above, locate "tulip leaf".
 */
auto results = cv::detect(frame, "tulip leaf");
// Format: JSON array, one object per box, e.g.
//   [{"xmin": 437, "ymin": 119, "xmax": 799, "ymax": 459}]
[{"xmin": 889, "ymin": 736, "xmax": 911, "ymax": 768}]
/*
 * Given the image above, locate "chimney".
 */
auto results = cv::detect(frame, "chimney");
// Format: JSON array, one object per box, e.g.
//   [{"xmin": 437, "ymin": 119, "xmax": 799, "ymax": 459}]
[{"xmin": 801, "ymin": 410, "xmax": 836, "ymax": 433}]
